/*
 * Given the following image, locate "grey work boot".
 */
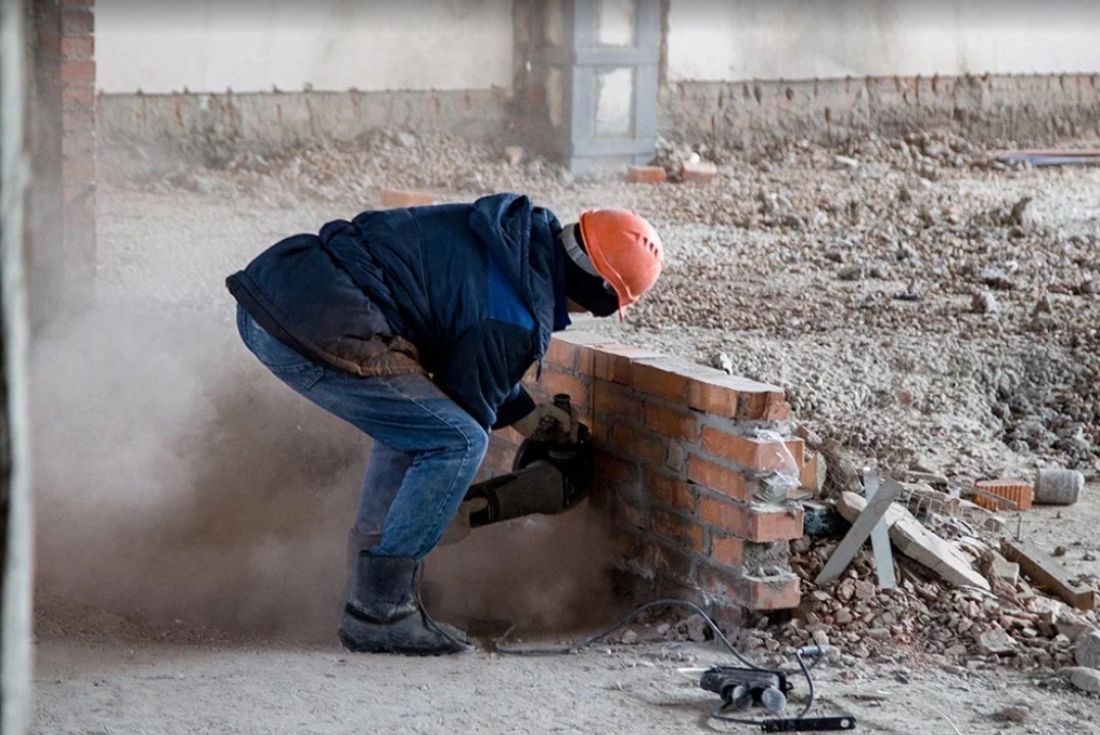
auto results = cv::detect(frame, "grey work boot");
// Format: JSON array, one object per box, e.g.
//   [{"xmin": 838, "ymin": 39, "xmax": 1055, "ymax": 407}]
[{"xmin": 338, "ymin": 553, "xmax": 470, "ymax": 656}]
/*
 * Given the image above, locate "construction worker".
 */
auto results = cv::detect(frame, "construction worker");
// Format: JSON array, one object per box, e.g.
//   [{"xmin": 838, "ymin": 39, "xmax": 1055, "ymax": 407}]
[{"xmin": 227, "ymin": 193, "xmax": 662, "ymax": 655}]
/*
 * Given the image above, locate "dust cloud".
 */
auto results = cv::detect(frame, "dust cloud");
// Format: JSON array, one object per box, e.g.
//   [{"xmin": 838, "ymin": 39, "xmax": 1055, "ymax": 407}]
[{"xmin": 32, "ymin": 301, "xmax": 618, "ymax": 640}]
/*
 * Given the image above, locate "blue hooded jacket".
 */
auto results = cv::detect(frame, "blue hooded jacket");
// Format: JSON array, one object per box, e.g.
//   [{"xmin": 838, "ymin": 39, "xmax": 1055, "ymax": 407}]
[{"xmin": 226, "ymin": 193, "xmax": 570, "ymax": 430}]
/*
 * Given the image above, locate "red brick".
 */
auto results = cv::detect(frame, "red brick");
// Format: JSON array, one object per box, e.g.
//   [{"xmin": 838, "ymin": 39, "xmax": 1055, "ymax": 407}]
[
  {"xmin": 592, "ymin": 344, "xmax": 662, "ymax": 384},
  {"xmin": 643, "ymin": 402, "xmax": 699, "ymax": 440},
  {"xmin": 539, "ymin": 369, "xmax": 589, "ymax": 407},
  {"xmin": 61, "ymin": 59, "xmax": 95, "ymax": 83},
  {"xmin": 685, "ymin": 373, "xmax": 785, "ymax": 420},
  {"xmin": 687, "ymin": 455, "xmax": 749, "ymax": 501},
  {"xmin": 651, "ymin": 510, "xmax": 705, "ymax": 552},
  {"xmin": 748, "ymin": 508, "xmax": 804, "ymax": 542},
  {"xmin": 379, "ymin": 189, "xmax": 435, "ymax": 207},
  {"xmin": 60, "ymin": 9, "xmax": 94, "ymax": 36},
  {"xmin": 593, "ymin": 382, "xmax": 641, "ymax": 421},
  {"xmin": 545, "ymin": 340, "xmax": 578, "ymax": 371},
  {"xmin": 687, "ymin": 380, "xmax": 739, "ymax": 416},
  {"xmin": 646, "ymin": 470, "xmax": 696, "ymax": 512},
  {"xmin": 626, "ymin": 165, "xmax": 667, "ymax": 184},
  {"xmin": 631, "ymin": 359, "xmax": 692, "ymax": 401},
  {"xmin": 616, "ymin": 501, "xmax": 648, "ymax": 532},
  {"xmin": 699, "ymin": 497, "xmax": 748, "ymax": 536},
  {"xmin": 607, "ymin": 424, "xmax": 666, "ymax": 467},
  {"xmin": 60, "ymin": 36, "xmax": 94, "ymax": 59},
  {"xmin": 680, "ymin": 160, "xmax": 718, "ymax": 185},
  {"xmin": 700, "ymin": 428, "xmax": 804, "ymax": 474},
  {"xmin": 643, "ymin": 542, "xmax": 694, "ymax": 581},
  {"xmin": 738, "ymin": 575, "xmax": 801, "ymax": 611},
  {"xmin": 594, "ymin": 451, "xmax": 639, "ymax": 487},
  {"xmin": 710, "ymin": 535, "xmax": 744, "ymax": 567},
  {"xmin": 61, "ymin": 84, "xmax": 94, "ymax": 110},
  {"xmin": 696, "ymin": 564, "xmax": 738, "ymax": 600},
  {"xmin": 61, "ymin": 154, "xmax": 95, "ymax": 183},
  {"xmin": 799, "ymin": 451, "xmax": 823, "ymax": 492},
  {"xmin": 764, "ymin": 399, "xmax": 791, "ymax": 422}
]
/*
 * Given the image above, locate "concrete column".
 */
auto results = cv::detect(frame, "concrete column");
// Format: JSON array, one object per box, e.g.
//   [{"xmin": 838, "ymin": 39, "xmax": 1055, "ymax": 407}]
[
  {"xmin": 1, "ymin": 0, "xmax": 37, "ymax": 731},
  {"xmin": 516, "ymin": 0, "xmax": 660, "ymax": 173}
]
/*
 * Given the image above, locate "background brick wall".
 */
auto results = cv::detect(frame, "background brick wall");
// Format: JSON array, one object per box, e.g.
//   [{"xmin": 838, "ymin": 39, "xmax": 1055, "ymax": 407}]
[
  {"xmin": 29, "ymin": 0, "xmax": 96, "ymax": 325},
  {"xmin": 484, "ymin": 332, "xmax": 805, "ymax": 620}
]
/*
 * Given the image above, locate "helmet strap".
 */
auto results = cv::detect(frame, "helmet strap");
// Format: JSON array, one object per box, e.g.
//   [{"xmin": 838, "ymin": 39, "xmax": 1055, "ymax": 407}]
[{"xmin": 560, "ymin": 224, "xmax": 602, "ymax": 278}]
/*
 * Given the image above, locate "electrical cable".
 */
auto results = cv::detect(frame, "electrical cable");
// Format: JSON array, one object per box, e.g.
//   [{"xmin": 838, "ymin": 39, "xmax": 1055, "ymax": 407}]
[{"xmin": 493, "ymin": 598, "xmax": 825, "ymax": 726}]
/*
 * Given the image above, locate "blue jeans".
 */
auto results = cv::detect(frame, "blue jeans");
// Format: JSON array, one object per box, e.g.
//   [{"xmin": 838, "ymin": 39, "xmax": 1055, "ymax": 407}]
[{"xmin": 236, "ymin": 305, "xmax": 489, "ymax": 559}]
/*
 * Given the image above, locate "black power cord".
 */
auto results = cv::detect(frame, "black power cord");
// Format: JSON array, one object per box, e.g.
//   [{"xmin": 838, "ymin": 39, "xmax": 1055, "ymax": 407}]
[{"xmin": 494, "ymin": 598, "xmax": 825, "ymax": 727}]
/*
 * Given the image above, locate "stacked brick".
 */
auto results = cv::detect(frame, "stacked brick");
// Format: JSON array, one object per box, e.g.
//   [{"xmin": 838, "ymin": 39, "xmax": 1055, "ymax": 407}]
[{"xmin": 484, "ymin": 331, "xmax": 805, "ymax": 618}]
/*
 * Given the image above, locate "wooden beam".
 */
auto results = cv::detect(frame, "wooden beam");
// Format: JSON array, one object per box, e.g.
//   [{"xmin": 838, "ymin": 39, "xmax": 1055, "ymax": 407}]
[{"xmin": 1001, "ymin": 540, "xmax": 1096, "ymax": 611}]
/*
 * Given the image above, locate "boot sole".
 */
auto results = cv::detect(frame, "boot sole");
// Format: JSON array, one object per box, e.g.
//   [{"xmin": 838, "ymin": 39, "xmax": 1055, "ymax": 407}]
[{"xmin": 337, "ymin": 628, "xmax": 469, "ymax": 656}]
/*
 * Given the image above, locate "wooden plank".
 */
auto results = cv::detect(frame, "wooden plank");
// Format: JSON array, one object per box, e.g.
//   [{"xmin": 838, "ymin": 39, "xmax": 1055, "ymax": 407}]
[
  {"xmin": 1001, "ymin": 539, "xmax": 1096, "ymax": 611},
  {"xmin": 815, "ymin": 480, "xmax": 902, "ymax": 586},
  {"xmin": 864, "ymin": 471, "xmax": 897, "ymax": 590}
]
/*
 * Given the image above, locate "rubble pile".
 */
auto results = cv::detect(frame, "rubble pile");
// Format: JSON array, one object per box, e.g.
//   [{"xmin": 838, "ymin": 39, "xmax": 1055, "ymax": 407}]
[
  {"xmin": 123, "ymin": 127, "xmax": 1100, "ymax": 474},
  {"xmin": 781, "ymin": 540, "xmax": 1097, "ymax": 671}
]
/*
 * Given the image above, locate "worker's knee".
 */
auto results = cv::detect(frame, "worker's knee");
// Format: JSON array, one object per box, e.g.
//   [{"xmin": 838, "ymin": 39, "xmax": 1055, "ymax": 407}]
[{"xmin": 437, "ymin": 418, "xmax": 489, "ymax": 462}]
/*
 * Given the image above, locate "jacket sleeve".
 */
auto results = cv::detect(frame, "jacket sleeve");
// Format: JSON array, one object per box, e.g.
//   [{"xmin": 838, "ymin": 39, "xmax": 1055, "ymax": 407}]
[{"xmin": 492, "ymin": 384, "xmax": 536, "ymax": 431}]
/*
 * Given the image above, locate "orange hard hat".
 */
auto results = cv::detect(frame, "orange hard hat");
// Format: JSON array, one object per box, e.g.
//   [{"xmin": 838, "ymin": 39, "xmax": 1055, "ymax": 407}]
[{"xmin": 577, "ymin": 209, "xmax": 663, "ymax": 310}]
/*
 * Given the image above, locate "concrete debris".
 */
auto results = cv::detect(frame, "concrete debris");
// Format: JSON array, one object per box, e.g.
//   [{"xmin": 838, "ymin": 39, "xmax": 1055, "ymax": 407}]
[
  {"xmin": 678, "ymin": 614, "xmax": 709, "ymax": 643},
  {"xmin": 1066, "ymin": 666, "xmax": 1100, "ymax": 694},
  {"xmin": 836, "ymin": 491, "xmax": 990, "ymax": 590},
  {"xmin": 503, "ymin": 145, "xmax": 525, "ymax": 167},
  {"xmin": 979, "ymin": 629, "xmax": 1017, "ymax": 656},
  {"xmin": 993, "ymin": 705, "xmax": 1030, "ymax": 722},
  {"xmin": 619, "ymin": 628, "xmax": 639, "ymax": 645},
  {"xmin": 712, "ymin": 351, "xmax": 733, "ymax": 375},
  {"xmin": 979, "ymin": 551, "xmax": 1020, "ymax": 586},
  {"xmin": 971, "ymin": 291, "xmax": 1000, "ymax": 314},
  {"xmin": 1075, "ymin": 630, "xmax": 1100, "ymax": 668},
  {"xmin": 816, "ymin": 482, "xmax": 903, "ymax": 586},
  {"xmin": 1055, "ymin": 610, "xmax": 1097, "ymax": 642}
]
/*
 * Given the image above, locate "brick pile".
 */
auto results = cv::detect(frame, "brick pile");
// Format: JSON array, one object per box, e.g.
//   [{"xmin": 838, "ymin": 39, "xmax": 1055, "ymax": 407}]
[
  {"xmin": 776, "ymin": 538, "xmax": 1099, "ymax": 670},
  {"xmin": 483, "ymin": 331, "xmax": 806, "ymax": 619}
]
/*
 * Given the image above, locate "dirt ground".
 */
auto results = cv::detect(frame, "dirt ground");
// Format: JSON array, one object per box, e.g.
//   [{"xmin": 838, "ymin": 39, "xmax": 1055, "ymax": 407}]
[{"xmin": 31, "ymin": 130, "xmax": 1100, "ymax": 733}]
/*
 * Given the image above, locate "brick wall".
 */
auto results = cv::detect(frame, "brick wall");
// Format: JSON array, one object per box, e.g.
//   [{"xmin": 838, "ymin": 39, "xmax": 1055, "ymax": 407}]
[
  {"xmin": 485, "ymin": 332, "xmax": 805, "ymax": 620},
  {"xmin": 29, "ymin": 0, "xmax": 96, "ymax": 323}
]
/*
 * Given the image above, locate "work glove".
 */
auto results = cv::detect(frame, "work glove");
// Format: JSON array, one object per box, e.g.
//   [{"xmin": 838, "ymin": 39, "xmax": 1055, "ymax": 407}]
[{"xmin": 512, "ymin": 401, "xmax": 577, "ymax": 443}]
